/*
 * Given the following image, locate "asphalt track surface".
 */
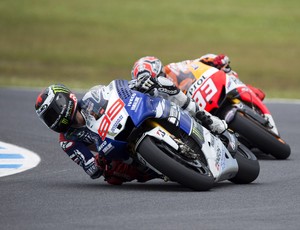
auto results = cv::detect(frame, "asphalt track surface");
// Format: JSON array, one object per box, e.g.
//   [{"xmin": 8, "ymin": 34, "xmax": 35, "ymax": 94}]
[{"xmin": 1, "ymin": 88, "xmax": 300, "ymax": 230}]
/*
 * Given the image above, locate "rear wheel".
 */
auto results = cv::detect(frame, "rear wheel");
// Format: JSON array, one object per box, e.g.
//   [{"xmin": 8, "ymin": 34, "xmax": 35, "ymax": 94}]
[
  {"xmin": 137, "ymin": 136, "xmax": 215, "ymax": 191},
  {"xmin": 229, "ymin": 144, "xmax": 260, "ymax": 184},
  {"xmin": 229, "ymin": 112, "xmax": 291, "ymax": 160}
]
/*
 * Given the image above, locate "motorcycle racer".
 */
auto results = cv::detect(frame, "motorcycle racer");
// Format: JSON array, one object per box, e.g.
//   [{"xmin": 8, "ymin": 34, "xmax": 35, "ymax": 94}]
[
  {"xmin": 35, "ymin": 84, "xmax": 159, "ymax": 185},
  {"xmin": 131, "ymin": 55, "xmax": 266, "ymax": 101},
  {"xmin": 35, "ymin": 81, "xmax": 227, "ymax": 185}
]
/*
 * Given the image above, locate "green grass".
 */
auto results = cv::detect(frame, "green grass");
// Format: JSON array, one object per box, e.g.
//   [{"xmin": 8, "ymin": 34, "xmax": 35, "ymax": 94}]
[{"xmin": 0, "ymin": 0, "xmax": 299, "ymax": 98}]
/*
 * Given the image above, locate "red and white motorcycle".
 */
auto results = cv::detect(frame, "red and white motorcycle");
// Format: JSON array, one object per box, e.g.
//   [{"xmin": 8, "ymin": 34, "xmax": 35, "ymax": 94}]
[{"xmin": 165, "ymin": 61, "xmax": 291, "ymax": 160}]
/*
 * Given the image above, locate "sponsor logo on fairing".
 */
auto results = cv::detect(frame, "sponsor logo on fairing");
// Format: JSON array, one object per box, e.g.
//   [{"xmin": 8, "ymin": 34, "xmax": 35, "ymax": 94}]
[
  {"xmin": 98, "ymin": 140, "xmax": 107, "ymax": 151},
  {"xmin": 187, "ymin": 75, "xmax": 207, "ymax": 97},
  {"xmin": 215, "ymin": 146, "xmax": 226, "ymax": 171},
  {"xmin": 192, "ymin": 124, "xmax": 204, "ymax": 143},
  {"xmin": 187, "ymin": 67, "xmax": 219, "ymax": 98},
  {"xmin": 156, "ymin": 129, "xmax": 166, "ymax": 137},
  {"xmin": 128, "ymin": 93, "xmax": 142, "ymax": 111},
  {"xmin": 111, "ymin": 115, "xmax": 123, "ymax": 133},
  {"xmin": 97, "ymin": 140, "xmax": 115, "ymax": 155},
  {"xmin": 215, "ymin": 147, "xmax": 222, "ymax": 171},
  {"xmin": 131, "ymin": 97, "xmax": 141, "ymax": 111},
  {"xmin": 128, "ymin": 93, "xmax": 136, "ymax": 107}
]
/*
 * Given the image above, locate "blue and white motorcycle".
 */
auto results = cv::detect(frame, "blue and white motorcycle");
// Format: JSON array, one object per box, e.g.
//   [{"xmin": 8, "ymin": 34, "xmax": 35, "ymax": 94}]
[{"xmin": 82, "ymin": 80, "xmax": 260, "ymax": 191}]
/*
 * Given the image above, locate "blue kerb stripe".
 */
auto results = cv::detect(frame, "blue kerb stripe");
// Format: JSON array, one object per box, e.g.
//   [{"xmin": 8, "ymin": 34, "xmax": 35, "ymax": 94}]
[
  {"xmin": 0, "ymin": 154, "xmax": 24, "ymax": 159},
  {"xmin": 0, "ymin": 164, "xmax": 22, "ymax": 169}
]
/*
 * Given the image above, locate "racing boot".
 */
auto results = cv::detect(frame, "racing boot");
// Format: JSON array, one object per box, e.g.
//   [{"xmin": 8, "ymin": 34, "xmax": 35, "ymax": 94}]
[{"xmin": 196, "ymin": 110, "xmax": 227, "ymax": 134}]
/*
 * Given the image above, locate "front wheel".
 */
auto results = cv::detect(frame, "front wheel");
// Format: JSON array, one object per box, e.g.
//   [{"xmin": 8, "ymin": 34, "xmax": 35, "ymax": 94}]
[
  {"xmin": 137, "ymin": 136, "xmax": 215, "ymax": 191},
  {"xmin": 229, "ymin": 112, "xmax": 291, "ymax": 160},
  {"xmin": 229, "ymin": 144, "xmax": 260, "ymax": 184}
]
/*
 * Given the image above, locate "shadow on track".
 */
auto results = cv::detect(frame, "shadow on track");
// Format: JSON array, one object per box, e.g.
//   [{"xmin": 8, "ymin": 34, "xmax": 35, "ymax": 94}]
[
  {"xmin": 41, "ymin": 177, "xmax": 261, "ymax": 193},
  {"xmin": 252, "ymin": 149, "xmax": 291, "ymax": 161}
]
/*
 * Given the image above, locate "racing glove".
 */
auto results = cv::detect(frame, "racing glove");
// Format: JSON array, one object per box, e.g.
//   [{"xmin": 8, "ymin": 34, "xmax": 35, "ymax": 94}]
[
  {"xmin": 196, "ymin": 110, "xmax": 228, "ymax": 134},
  {"xmin": 135, "ymin": 75, "xmax": 156, "ymax": 93},
  {"xmin": 134, "ymin": 75, "xmax": 202, "ymax": 119},
  {"xmin": 213, "ymin": 54, "xmax": 232, "ymax": 73},
  {"xmin": 135, "ymin": 75, "xmax": 180, "ymax": 95}
]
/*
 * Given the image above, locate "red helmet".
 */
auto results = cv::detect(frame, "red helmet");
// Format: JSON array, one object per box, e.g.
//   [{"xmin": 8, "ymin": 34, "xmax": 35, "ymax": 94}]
[
  {"xmin": 131, "ymin": 56, "xmax": 164, "ymax": 80},
  {"xmin": 35, "ymin": 84, "xmax": 78, "ymax": 133}
]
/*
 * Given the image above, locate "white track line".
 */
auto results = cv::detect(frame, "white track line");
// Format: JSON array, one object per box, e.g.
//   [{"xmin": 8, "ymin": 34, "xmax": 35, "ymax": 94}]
[{"xmin": 0, "ymin": 141, "xmax": 41, "ymax": 178}]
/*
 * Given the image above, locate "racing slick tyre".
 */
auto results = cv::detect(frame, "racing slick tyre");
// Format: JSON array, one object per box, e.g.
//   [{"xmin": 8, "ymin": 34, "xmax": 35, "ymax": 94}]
[
  {"xmin": 229, "ymin": 144, "xmax": 260, "ymax": 184},
  {"xmin": 229, "ymin": 111, "xmax": 291, "ymax": 160},
  {"xmin": 137, "ymin": 136, "xmax": 215, "ymax": 191}
]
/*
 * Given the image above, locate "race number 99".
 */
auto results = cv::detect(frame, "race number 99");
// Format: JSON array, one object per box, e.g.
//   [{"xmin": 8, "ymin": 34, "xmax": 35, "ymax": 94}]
[{"xmin": 98, "ymin": 99, "xmax": 125, "ymax": 140}]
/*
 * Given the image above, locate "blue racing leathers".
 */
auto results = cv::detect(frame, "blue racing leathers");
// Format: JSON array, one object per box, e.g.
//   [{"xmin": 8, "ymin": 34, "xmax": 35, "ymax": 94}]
[{"xmin": 59, "ymin": 126, "xmax": 103, "ymax": 179}]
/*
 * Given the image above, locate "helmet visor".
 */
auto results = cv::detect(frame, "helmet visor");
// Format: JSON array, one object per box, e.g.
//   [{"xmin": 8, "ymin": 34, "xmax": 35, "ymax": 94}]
[
  {"xmin": 40, "ymin": 106, "xmax": 62, "ymax": 128},
  {"xmin": 40, "ymin": 93, "xmax": 70, "ymax": 131}
]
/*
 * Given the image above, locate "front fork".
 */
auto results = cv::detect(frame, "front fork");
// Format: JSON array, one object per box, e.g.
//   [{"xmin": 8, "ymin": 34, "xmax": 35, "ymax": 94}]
[{"xmin": 223, "ymin": 99, "xmax": 279, "ymax": 136}]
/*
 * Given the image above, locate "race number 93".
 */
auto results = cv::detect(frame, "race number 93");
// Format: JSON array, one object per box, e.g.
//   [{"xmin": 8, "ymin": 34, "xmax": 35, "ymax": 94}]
[{"xmin": 192, "ymin": 78, "xmax": 217, "ymax": 109}]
